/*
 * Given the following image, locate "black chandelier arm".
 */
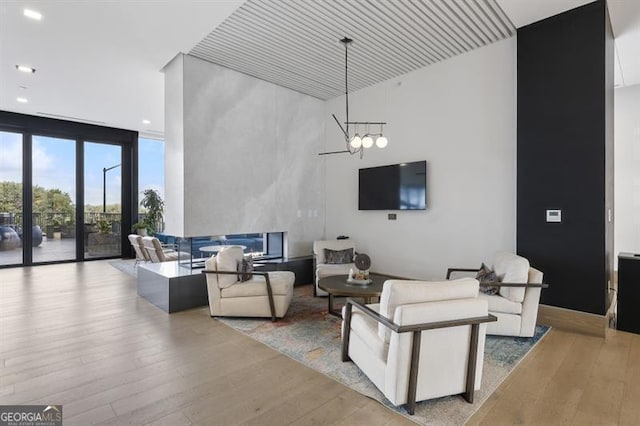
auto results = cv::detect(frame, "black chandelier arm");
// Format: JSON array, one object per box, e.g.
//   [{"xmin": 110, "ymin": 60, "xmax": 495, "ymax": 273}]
[
  {"xmin": 318, "ymin": 150, "xmax": 351, "ymax": 156},
  {"xmin": 317, "ymin": 149, "xmax": 364, "ymax": 157},
  {"xmin": 332, "ymin": 114, "xmax": 349, "ymax": 139},
  {"xmin": 343, "ymin": 37, "xmax": 351, "ymax": 136},
  {"xmin": 331, "ymin": 114, "xmax": 359, "ymax": 156},
  {"xmin": 344, "ymin": 121, "xmax": 387, "ymax": 125}
]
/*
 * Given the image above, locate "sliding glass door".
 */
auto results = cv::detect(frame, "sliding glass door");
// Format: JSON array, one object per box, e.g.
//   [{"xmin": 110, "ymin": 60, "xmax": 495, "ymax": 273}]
[
  {"xmin": 84, "ymin": 142, "xmax": 122, "ymax": 259},
  {"xmin": 0, "ymin": 112, "xmax": 137, "ymax": 267},
  {"xmin": 0, "ymin": 131, "xmax": 23, "ymax": 266},
  {"xmin": 31, "ymin": 135, "xmax": 77, "ymax": 263}
]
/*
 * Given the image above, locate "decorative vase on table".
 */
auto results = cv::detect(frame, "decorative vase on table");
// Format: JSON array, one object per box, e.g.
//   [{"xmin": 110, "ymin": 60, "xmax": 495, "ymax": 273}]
[{"xmin": 348, "ymin": 253, "xmax": 372, "ymax": 285}]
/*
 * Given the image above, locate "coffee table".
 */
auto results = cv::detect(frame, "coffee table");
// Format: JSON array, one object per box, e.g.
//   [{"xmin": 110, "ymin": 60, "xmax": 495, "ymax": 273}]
[
  {"xmin": 199, "ymin": 245, "xmax": 246, "ymax": 257},
  {"xmin": 317, "ymin": 273, "xmax": 392, "ymax": 317}
]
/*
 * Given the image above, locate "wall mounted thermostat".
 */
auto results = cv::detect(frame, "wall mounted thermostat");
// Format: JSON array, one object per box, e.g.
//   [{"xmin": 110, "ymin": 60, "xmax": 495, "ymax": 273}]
[{"xmin": 546, "ymin": 209, "xmax": 562, "ymax": 223}]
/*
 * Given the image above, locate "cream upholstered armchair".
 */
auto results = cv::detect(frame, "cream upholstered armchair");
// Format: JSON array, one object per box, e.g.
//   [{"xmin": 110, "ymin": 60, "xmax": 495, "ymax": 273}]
[
  {"xmin": 128, "ymin": 234, "xmax": 150, "ymax": 265},
  {"xmin": 447, "ymin": 252, "xmax": 547, "ymax": 337},
  {"xmin": 203, "ymin": 246, "xmax": 294, "ymax": 321},
  {"xmin": 342, "ymin": 278, "xmax": 496, "ymax": 415},
  {"xmin": 313, "ymin": 239, "xmax": 356, "ymax": 296},
  {"xmin": 141, "ymin": 236, "xmax": 182, "ymax": 263}
]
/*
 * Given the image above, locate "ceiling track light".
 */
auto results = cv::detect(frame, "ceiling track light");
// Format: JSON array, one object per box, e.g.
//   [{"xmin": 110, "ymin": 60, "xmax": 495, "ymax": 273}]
[
  {"xmin": 319, "ymin": 37, "xmax": 389, "ymax": 158},
  {"xmin": 16, "ymin": 65, "xmax": 36, "ymax": 74}
]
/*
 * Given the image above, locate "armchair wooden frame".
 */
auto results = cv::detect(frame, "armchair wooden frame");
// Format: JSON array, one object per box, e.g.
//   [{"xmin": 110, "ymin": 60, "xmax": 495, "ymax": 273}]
[
  {"xmin": 312, "ymin": 255, "xmax": 319, "ymax": 296},
  {"xmin": 446, "ymin": 268, "xmax": 549, "ymax": 289},
  {"xmin": 342, "ymin": 298, "xmax": 497, "ymax": 415},
  {"xmin": 202, "ymin": 270, "xmax": 277, "ymax": 322}
]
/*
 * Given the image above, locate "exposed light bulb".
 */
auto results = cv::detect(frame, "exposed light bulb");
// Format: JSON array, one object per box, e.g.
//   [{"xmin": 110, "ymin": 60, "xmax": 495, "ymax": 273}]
[
  {"xmin": 362, "ymin": 135, "xmax": 374, "ymax": 148},
  {"xmin": 350, "ymin": 134, "xmax": 362, "ymax": 148},
  {"xmin": 24, "ymin": 9, "xmax": 42, "ymax": 20},
  {"xmin": 376, "ymin": 136, "xmax": 388, "ymax": 148},
  {"xmin": 16, "ymin": 65, "xmax": 36, "ymax": 73}
]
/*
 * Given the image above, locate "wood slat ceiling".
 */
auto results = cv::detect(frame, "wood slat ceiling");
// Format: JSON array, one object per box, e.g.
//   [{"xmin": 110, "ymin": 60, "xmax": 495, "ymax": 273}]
[{"xmin": 189, "ymin": 0, "xmax": 516, "ymax": 100}]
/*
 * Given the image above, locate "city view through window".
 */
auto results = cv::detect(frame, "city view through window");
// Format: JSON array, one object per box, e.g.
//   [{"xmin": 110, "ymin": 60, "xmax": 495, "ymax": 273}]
[{"xmin": 0, "ymin": 133, "xmax": 164, "ymax": 266}]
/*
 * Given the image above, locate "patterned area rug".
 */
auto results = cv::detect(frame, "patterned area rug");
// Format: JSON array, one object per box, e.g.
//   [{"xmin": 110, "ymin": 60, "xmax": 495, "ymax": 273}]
[{"xmin": 218, "ymin": 285, "xmax": 550, "ymax": 425}]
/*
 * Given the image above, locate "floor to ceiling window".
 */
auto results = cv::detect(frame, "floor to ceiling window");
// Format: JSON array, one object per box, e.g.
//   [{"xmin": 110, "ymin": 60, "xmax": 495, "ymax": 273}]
[
  {"xmin": 138, "ymin": 136, "xmax": 164, "ymax": 219},
  {"xmin": 0, "ymin": 111, "xmax": 137, "ymax": 267},
  {"xmin": 0, "ymin": 131, "xmax": 23, "ymax": 266},
  {"xmin": 31, "ymin": 135, "xmax": 77, "ymax": 263},
  {"xmin": 84, "ymin": 142, "xmax": 122, "ymax": 259}
]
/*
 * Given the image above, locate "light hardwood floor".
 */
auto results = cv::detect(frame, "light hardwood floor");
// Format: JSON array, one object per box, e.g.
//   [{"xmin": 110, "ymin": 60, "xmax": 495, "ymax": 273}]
[
  {"xmin": 1, "ymin": 261, "xmax": 639, "ymax": 425},
  {"xmin": 468, "ymin": 326, "xmax": 640, "ymax": 425},
  {"xmin": 0, "ymin": 261, "xmax": 413, "ymax": 426}
]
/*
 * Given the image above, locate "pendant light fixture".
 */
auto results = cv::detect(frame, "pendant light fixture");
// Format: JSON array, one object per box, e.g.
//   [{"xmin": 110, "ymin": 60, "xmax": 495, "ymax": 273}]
[{"xmin": 319, "ymin": 37, "xmax": 389, "ymax": 158}]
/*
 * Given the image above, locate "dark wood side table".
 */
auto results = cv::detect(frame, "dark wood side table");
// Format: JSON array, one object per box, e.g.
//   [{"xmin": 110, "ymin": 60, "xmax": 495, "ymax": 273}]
[{"xmin": 317, "ymin": 273, "xmax": 393, "ymax": 317}]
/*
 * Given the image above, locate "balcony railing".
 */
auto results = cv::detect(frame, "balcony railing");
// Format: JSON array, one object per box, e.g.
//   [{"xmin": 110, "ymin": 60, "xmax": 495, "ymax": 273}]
[
  {"xmin": 2, "ymin": 211, "xmax": 163, "ymax": 236},
  {"xmin": 5, "ymin": 212, "xmax": 121, "ymax": 235}
]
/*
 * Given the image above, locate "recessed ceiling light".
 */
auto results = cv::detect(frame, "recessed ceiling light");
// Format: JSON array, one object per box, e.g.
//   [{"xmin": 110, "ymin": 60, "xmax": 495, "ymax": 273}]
[
  {"xmin": 16, "ymin": 65, "xmax": 36, "ymax": 74},
  {"xmin": 142, "ymin": 119, "xmax": 151, "ymax": 124},
  {"xmin": 17, "ymin": 97, "xmax": 28, "ymax": 103},
  {"xmin": 23, "ymin": 9, "xmax": 42, "ymax": 20}
]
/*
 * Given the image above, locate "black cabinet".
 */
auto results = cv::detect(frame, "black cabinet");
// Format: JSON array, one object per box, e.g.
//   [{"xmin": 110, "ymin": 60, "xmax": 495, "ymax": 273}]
[
  {"xmin": 618, "ymin": 253, "xmax": 640, "ymax": 334},
  {"xmin": 254, "ymin": 256, "xmax": 313, "ymax": 287}
]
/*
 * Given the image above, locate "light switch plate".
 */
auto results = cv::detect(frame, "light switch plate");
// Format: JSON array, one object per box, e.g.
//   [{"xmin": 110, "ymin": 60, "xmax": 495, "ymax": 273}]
[{"xmin": 546, "ymin": 209, "xmax": 561, "ymax": 223}]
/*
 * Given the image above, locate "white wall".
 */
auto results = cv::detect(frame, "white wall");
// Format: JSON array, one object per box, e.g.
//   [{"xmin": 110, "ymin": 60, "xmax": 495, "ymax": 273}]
[
  {"xmin": 163, "ymin": 54, "xmax": 185, "ymax": 236},
  {"xmin": 614, "ymin": 84, "xmax": 640, "ymax": 260},
  {"xmin": 163, "ymin": 54, "xmax": 185, "ymax": 237},
  {"xmin": 323, "ymin": 38, "xmax": 517, "ymax": 280},
  {"xmin": 164, "ymin": 54, "xmax": 325, "ymax": 257}
]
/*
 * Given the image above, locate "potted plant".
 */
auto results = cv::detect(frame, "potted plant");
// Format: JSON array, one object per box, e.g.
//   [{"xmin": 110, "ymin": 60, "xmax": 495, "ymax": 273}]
[
  {"xmin": 52, "ymin": 217, "xmax": 62, "ymax": 240},
  {"xmin": 132, "ymin": 221, "xmax": 152, "ymax": 236},
  {"xmin": 97, "ymin": 219, "xmax": 111, "ymax": 234},
  {"xmin": 62, "ymin": 218, "xmax": 75, "ymax": 238},
  {"xmin": 88, "ymin": 218, "xmax": 120, "ymax": 256},
  {"xmin": 140, "ymin": 189, "xmax": 164, "ymax": 233}
]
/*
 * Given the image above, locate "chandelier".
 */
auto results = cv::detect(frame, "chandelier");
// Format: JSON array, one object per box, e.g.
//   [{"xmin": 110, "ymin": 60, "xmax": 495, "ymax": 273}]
[{"xmin": 320, "ymin": 37, "xmax": 388, "ymax": 158}]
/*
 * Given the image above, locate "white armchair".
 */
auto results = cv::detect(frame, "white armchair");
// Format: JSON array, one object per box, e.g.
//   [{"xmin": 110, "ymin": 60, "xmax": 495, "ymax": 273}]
[
  {"xmin": 341, "ymin": 278, "xmax": 496, "ymax": 414},
  {"xmin": 203, "ymin": 246, "xmax": 294, "ymax": 321},
  {"xmin": 128, "ymin": 234, "xmax": 150, "ymax": 265},
  {"xmin": 447, "ymin": 252, "xmax": 547, "ymax": 337},
  {"xmin": 141, "ymin": 236, "xmax": 182, "ymax": 262},
  {"xmin": 313, "ymin": 239, "xmax": 356, "ymax": 296}
]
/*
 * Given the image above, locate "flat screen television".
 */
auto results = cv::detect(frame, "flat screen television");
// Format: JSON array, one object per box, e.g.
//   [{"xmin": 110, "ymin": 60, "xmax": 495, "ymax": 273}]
[{"xmin": 359, "ymin": 160, "xmax": 427, "ymax": 210}]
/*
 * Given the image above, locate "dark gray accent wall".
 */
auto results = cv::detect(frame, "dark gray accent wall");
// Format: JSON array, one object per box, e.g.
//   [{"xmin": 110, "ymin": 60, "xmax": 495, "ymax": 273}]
[{"xmin": 517, "ymin": 0, "xmax": 614, "ymax": 315}]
